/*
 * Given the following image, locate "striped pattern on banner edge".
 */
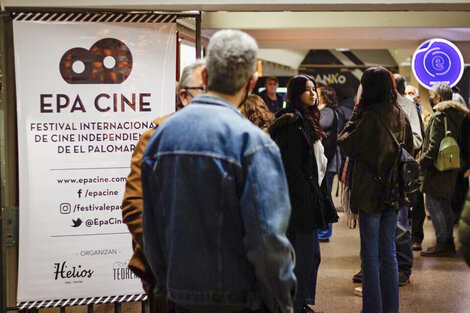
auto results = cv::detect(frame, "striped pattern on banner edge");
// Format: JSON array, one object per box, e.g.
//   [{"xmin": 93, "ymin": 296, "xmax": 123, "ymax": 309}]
[
  {"xmin": 17, "ymin": 294, "xmax": 147, "ymax": 310},
  {"xmin": 12, "ymin": 12, "xmax": 178, "ymax": 23}
]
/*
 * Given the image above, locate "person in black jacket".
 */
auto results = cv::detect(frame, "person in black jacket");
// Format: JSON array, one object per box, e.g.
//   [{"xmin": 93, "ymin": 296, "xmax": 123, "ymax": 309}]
[
  {"xmin": 269, "ymin": 75, "xmax": 339, "ymax": 313},
  {"xmin": 317, "ymin": 86, "xmax": 341, "ymax": 241}
]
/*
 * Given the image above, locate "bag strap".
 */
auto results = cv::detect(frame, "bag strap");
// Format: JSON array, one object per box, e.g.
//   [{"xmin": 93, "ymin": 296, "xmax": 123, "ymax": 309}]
[
  {"xmin": 444, "ymin": 114, "xmax": 448, "ymax": 135},
  {"xmin": 439, "ymin": 112, "xmax": 453, "ymax": 137},
  {"xmin": 370, "ymin": 111, "xmax": 402, "ymax": 150}
]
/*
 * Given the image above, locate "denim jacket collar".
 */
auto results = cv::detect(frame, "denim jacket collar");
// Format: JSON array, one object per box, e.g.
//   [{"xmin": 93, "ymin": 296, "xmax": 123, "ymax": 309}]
[{"xmin": 191, "ymin": 94, "xmax": 245, "ymax": 117}]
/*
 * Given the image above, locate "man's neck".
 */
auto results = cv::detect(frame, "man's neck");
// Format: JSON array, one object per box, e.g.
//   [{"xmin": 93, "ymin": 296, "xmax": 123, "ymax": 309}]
[{"xmin": 206, "ymin": 90, "xmax": 244, "ymax": 107}]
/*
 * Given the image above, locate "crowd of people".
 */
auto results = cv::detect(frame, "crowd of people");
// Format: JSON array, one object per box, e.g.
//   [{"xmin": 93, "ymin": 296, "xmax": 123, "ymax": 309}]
[{"xmin": 121, "ymin": 29, "xmax": 470, "ymax": 313}]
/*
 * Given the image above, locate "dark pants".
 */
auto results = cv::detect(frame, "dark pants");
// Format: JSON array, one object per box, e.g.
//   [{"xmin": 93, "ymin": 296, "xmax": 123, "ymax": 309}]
[
  {"xmin": 426, "ymin": 194, "xmax": 454, "ymax": 243},
  {"xmin": 452, "ymin": 172, "xmax": 469, "ymax": 224},
  {"xmin": 396, "ymin": 206, "xmax": 413, "ymax": 277},
  {"xmin": 318, "ymin": 172, "xmax": 335, "ymax": 240},
  {"xmin": 172, "ymin": 303, "xmax": 265, "ymax": 313},
  {"xmin": 148, "ymin": 291, "xmax": 167, "ymax": 313},
  {"xmin": 287, "ymin": 231, "xmax": 321, "ymax": 313},
  {"xmin": 410, "ymin": 191, "xmax": 426, "ymax": 244}
]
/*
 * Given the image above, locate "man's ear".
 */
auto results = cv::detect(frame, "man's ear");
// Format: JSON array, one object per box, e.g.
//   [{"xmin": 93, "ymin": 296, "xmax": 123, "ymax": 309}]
[
  {"xmin": 201, "ymin": 66, "xmax": 208, "ymax": 86},
  {"xmin": 248, "ymin": 72, "xmax": 259, "ymax": 93},
  {"xmin": 179, "ymin": 89, "xmax": 189, "ymax": 107}
]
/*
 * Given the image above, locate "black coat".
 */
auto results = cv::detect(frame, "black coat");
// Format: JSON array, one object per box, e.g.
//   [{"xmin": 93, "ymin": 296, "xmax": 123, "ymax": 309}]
[
  {"xmin": 269, "ymin": 107, "xmax": 339, "ymax": 233},
  {"xmin": 459, "ymin": 188, "xmax": 470, "ymax": 266}
]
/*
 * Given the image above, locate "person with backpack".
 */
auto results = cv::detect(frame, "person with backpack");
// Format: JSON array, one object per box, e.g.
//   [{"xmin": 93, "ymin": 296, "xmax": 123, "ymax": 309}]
[
  {"xmin": 317, "ymin": 85, "xmax": 343, "ymax": 241},
  {"xmin": 419, "ymin": 83, "xmax": 470, "ymax": 257},
  {"xmin": 338, "ymin": 67, "xmax": 414, "ymax": 313},
  {"xmin": 405, "ymin": 84, "xmax": 428, "ymax": 252}
]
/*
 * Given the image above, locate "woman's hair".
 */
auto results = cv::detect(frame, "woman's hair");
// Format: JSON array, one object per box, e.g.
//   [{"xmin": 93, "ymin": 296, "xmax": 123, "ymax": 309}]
[
  {"xmin": 431, "ymin": 83, "xmax": 453, "ymax": 101},
  {"xmin": 319, "ymin": 85, "xmax": 338, "ymax": 108},
  {"xmin": 240, "ymin": 94, "xmax": 274, "ymax": 129},
  {"xmin": 286, "ymin": 75, "xmax": 326, "ymax": 141},
  {"xmin": 358, "ymin": 67, "xmax": 397, "ymax": 111}
]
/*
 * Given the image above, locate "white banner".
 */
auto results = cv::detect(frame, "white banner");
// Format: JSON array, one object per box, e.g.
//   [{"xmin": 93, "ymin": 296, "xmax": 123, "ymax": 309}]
[{"xmin": 14, "ymin": 20, "xmax": 176, "ymax": 304}]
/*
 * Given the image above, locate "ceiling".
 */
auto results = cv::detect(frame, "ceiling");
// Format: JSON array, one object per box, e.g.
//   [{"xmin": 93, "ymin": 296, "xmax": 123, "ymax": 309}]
[
  {"xmin": 201, "ymin": 11, "xmax": 470, "ymax": 69},
  {"xmin": 4, "ymin": 2, "xmax": 470, "ymax": 70},
  {"xmin": 4, "ymin": 0, "xmax": 470, "ymax": 11}
]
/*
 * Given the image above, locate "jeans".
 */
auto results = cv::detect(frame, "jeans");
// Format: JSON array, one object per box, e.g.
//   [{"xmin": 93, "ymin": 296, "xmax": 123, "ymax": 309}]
[
  {"xmin": 318, "ymin": 172, "xmax": 335, "ymax": 240},
  {"xmin": 410, "ymin": 191, "xmax": 425, "ymax": 244},
  {"xmin": 287, "ymin": 231, "xmax": 321, "ymax": 313},
  {"xmin": 359, "ymin": 208, "xmax": 399, "ymax": 313},
  {"xmin": 396, "ymin": 206, "xmax": 413, "ymax": 277},
  {"xmin": 425, "ymin": 194, "xmax": 454, "ymax": 243}
]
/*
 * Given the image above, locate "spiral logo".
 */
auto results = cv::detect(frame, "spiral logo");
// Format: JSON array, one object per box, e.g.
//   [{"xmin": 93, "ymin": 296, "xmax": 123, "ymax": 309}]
[
  {"xmin": 412, "ymin": 38, "xmax": 464, "ymax": 89},
  {"xmin": 424, "ymin": 48, "xmax": 451, "ymax": 77}
]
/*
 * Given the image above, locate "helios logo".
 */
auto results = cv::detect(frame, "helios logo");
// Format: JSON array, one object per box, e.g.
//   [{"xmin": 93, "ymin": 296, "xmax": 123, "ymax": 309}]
[
  {"xmin": 53, "ymin": 261, "xmax": 94, "ymax": 280},
  {"xmin": 59, "ymin": 38, "xmax": 133, "ymax": 84}
]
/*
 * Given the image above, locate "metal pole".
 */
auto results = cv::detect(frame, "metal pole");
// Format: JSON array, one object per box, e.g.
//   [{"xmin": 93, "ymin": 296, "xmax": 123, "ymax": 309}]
[
  {"xmin": 114, "ymin": 302, "xmax": 121, "ymax": 313},
  {"xmin": 195, "ymin": 12, "xmax": 201, "ymax": 59},
  {"xmin": 0, "ymin": 10, "xmax": 19, "ymax": 313}
]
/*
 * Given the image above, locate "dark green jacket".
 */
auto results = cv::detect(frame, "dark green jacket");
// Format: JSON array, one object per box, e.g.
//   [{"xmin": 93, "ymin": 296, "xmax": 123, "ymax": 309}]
[
  {"xmin": 419, "ymin": 100, "xmax": 470, "ymax": 199},
  {"xmin": 459, "ymin": 185, "xmax": 470, "ymax": 267},
  {"xmin": 338, "ymin": 102, "xmax": 413, "ymax": 215}
]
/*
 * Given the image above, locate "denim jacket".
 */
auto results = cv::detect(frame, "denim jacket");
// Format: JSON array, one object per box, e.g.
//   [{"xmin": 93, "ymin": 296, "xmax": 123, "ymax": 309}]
[{"xmin": 142, "ymin": 94, "xmax": 296, "ymax": 313}]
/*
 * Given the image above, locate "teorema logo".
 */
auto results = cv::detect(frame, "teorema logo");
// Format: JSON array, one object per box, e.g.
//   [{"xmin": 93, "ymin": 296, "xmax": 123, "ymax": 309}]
[{"xmin": 59, "ymin": 38, "xmax": 133, "ymax": 84}]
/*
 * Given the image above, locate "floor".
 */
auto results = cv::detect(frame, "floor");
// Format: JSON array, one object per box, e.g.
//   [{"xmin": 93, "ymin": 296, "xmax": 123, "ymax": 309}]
[{"xmin": 313, "ymin": 212, "xmax": 470, "ymax": 313}]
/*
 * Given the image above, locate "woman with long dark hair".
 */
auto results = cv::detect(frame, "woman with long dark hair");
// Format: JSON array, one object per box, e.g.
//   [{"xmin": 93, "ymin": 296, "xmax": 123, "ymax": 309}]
[
  {"xmin": 269, "ymin": 75, "xmax": 338, "ymax": 313},
  {"xmin": 338, "ymin": 67, "xmax": 413, "ymax": 313}
]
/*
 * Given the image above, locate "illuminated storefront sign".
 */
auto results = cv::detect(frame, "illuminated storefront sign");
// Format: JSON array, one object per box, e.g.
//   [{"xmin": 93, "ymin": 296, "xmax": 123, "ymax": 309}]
[{"xmin": 412, "ymin": 38, "xmax": 464, "ymax": 89}]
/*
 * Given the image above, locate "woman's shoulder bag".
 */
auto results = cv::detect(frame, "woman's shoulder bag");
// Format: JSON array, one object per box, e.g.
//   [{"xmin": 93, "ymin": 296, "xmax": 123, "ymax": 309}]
[{"xmin": 373, "ymin": 112, "xmax": 422, "ymax": 196}]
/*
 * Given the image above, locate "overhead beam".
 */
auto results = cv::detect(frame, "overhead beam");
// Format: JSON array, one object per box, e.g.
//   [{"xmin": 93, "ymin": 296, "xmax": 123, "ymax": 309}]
[
  {"xmin": 202, "ymin": 12, "xmax": 470, "ymax": 29},
  {"xmin": 230, "ymin": 28, "xmax": 470, "ymax": 48},
  {"xmin": 4, "ymin": 0, "xmax": 470, "ymax": 11}
]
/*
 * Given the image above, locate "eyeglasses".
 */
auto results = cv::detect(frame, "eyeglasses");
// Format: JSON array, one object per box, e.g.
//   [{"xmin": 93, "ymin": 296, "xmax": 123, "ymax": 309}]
[
  {"xmin": 185, "ymin": 86, "xmax": 206, "ymax": 92},
  {"xmin": 184, "ymin": 86, "xmax": 206, "ymax": 98}
]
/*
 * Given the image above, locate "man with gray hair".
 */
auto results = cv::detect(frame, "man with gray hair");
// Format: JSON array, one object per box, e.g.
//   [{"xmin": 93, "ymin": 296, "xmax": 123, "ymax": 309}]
[
  {"xmin": 122, "ymin": 59, "xmax": 205, "ymax": 312},
  {"xmin": 142, "ymin": 30, "xmax": 296, "ymax": 313}
]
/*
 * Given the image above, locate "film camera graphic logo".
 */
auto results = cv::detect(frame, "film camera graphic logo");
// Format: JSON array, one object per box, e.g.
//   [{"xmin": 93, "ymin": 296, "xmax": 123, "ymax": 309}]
[
  {"xmin": 60, "ymin": 38, "xmax": 133, "ymax": 84},
  {"xmin": 412, "ymin": 38, "xmax": 464, "ymax": 89}
]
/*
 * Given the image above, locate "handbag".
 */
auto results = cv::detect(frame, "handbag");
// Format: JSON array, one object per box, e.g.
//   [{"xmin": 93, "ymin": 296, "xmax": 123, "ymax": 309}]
[
  {"xmin": 374, "ymin": 113, "xmax": 421, "ymax": 195},
  {"xmin": 340, "ymin": 157, "xmax": 357, "ymax": 229}
]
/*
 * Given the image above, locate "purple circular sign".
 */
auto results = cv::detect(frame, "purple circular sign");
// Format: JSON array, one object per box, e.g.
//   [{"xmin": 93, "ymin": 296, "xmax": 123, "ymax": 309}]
[{"xmin": 412, "ymin": 38, "xmax": 464, "ymax": 89}]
